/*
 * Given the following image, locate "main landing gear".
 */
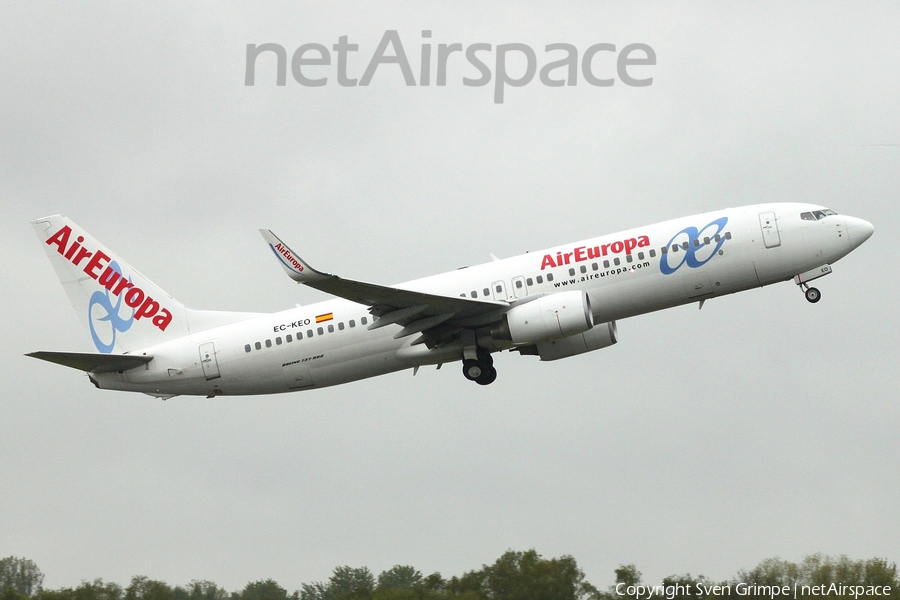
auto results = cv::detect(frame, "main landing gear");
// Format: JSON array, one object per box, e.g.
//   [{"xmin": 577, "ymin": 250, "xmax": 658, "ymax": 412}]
[
  {"xmin": 800, "ymin": 282, "xmax": 821, "ymax": 303},
  {"xmin": 462, "ymin": 351, "xmax": 497, "ymax": 386}
]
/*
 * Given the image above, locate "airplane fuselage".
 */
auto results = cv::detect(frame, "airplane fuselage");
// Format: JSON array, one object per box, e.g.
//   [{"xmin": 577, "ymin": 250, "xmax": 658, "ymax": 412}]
[{"xmin": 83, "ymin": 202, "xmax": 872, "ymax": 397}]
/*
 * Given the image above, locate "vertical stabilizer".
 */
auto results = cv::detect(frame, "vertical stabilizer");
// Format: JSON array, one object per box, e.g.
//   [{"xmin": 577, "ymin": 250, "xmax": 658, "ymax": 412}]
[{"xmin": 32, "ymin": 215, "xmax": 189, "ymax": 354}]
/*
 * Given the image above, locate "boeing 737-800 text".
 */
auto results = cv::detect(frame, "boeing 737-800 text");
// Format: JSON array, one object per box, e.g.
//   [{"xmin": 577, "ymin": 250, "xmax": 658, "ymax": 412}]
[{"xmin": 28, "ymin": 204, "xmax": 873, "ymax": 398}]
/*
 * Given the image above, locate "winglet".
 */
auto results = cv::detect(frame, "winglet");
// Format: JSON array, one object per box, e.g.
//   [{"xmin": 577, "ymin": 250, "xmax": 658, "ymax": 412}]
[{"xmin": 259, "ymin": 230, "xmax": 328, "ymax": 283}]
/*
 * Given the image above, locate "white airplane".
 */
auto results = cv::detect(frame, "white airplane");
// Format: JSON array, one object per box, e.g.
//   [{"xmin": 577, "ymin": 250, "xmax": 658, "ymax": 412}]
[{"xmin": 28, "ymin": 204, "xmax": 873, "ymax": 398}]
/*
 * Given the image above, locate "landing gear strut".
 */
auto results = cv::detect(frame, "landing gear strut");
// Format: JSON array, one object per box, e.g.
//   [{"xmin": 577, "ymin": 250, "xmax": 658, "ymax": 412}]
[
  {"xmin": 462, "ymin": 351, "xmax": 497, "ymax": 385},
  {"xmin": 800, "ymin": 282, "xmax": 821, "ymax": 304}
]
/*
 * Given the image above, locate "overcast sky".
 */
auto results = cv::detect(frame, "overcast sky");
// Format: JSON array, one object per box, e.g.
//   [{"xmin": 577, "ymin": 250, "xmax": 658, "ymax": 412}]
[{"xmin": 1, "ymin": 1, "xmax": 898, "ymax": 592}]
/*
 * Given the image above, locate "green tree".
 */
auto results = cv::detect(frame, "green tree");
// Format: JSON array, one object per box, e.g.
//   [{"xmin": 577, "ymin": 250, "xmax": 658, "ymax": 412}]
[
  {"xmin": 447, "ymin": 549, "xmax": 597, "ymax": 600},
  {"xmin": 185, "ymin": 582, "xmax": 228, "ymax": 600},
  {"xmin": 238, "ymin": 580, "xmax": 294, "ymax": 600},
  {"xmin": 659, "ymin": 575, "xmax": 710, "ymax": 600},
  {"xmin": 376, "ymin": 568, "xmax": 422, "ymax": 592},
  {"xmin": 2, "ymin": 587, "xmax": 30, "ymax": 600},
  {"xmin": 125, "ymin": 577, "xmax": 174, "ymax": 600},
  {"xmin": 732, "ymin": 555, "xmax": 900, "ymax": 599},
  {"xmin": 328, "ymin": 567, "xmax": 374, "ymax": 600},
  {"xmin": 595, "ymin": 564, "xmax": 641, "ymax": 600},
  {"xmin": 300, "ymin": 567, "xmax": 374, "ymax": 600},
  {"xmin": 0, "ymin": 557, "xmax": 44, "ymax": 597},
  {"xmin": 40, "ymin": 578, "xmax": 122, "ymax": 600}
]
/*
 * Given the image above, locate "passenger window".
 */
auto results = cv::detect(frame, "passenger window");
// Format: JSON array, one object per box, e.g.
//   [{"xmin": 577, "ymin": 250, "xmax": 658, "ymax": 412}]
[
  {"xmin": 254, "ymin": 342, "xmax": 261, "ymax": 350},
  {"xmin": 327, "ymin": 324, "xmax": 334, "ymax": 333},
  {"xmin": 515, "ymin": 279, "xmax": 523, "ymax": 288},
  {"xmin": 317, "ymin": 327, "xmax": 324, "ymax": 335},
  {"xmin": 638, "ymin": 252, "xmax": 645, "ymax": 260},
  {"xmin": 569, "ymin": 268, "xmax": 575, "ymax": 276},
  {"xmin": 714, "ymin": 234, "xmax": 721, "ymax": 242},
  {"xmin": 459, "ymin": 293, "xmax": 465, "ymax": 297},
  {"xmin": 526, "ymin": 278, "xmax": 533, "ymax": 285},
  {"xmin": 495, "ymin": 284, "xmax": 502, "ymax": 293},
  {"xmin": 661, "ymin": 247, "xmax": 668, "ymax": 255},
  {"xmin": 592, "ymin": 263, "xmax": 598, "ymax": 271},
  {"xmin": 349, "ymin": 319, "xmax": 355, "ymax": 328},
  {"xmin": 286, "ymin": 334, "xmax": 293, "ymax": 343},
  {"xmin": 672, "ymin": 245, "xmax": 679, "ymax": 252},
  {"xmin": 275, "ymin": 337, "xmax": 282, "ymax": 345},
  {"xmin": 704, "ymin": 237, "xmax": 710, "ymax": 244},
  {"xmin": 296, "ymin": 331, "xmax": 303, "ymax": 340},
  {"xmin": 682, "ymin": 242, "xmax": 689, "ymax": 250},
  {"xmin": 725, "ymin": 232, "xmax": 732, "ymax": 240},
  {"xmin": 614, "ymin": 257, "xmax": 621, "ymax": 266},
  {"xmin": 536, "ymin": 275, "xmax": 543, "ymax": 284},
  {"xmin": 470, "ymin": 291, "xmax": 477, "ymax": 298},
  {"xmin": 649, "ymin": 249, "xmax": 656, "ymax": 257},
  {"xmin": 483, "ymin": 288, "xmax": 490, "ymax": 296},
  {"xmin": 547, "ymin": 273, "xmax": 554, "ymax": 281},
  {"xmin": 693, "ymin": 239, "xmax": 700, "ymax": 247},
  {"xmin": 244, "ymin": 344, "xmax": 251, "ymax": 353},
  {"xmin": 603, "ymin": 260, "xmax": 610, "ymax": 268},
  {"xmin": 361, "ymin": 317, "xmax": 368, "ymax": 325},
  {"xmin": 626, "ymin": 254, "xmax": 633, "ymax": 263},
  {"xmin": 307, "ymin": 329, "xmax": 313, "ymax": 337},
  {"xmin": 265, "ymin": 339, "xmax": 272, "ymax": 348},
  {"xmin": 338, "ymin": 322, "xmax": 345, "ymax": 331}
]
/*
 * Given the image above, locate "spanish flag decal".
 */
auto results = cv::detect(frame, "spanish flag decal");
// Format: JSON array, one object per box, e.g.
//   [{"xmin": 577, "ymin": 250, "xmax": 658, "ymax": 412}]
[{"xmin": 315, "ymin": 312, "xmax": 334, "ymax": 323}]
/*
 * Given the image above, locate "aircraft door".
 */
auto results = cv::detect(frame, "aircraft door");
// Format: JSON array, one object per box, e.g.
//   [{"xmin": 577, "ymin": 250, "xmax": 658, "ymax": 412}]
[
  {"xmin": 511, "ymin": 276, "xmax": 528, "ymax": 299},
  {"xmin": 492, "ymin": 280, "xmax": 509, "ymax": 301},
  {"xmin": 682, "ymin": 272, "xmax": 713, "ymax": 299},
  {"xmin": 283, "ymin": 361, "xmax": 314, "ymax": 389},
  {"xmin": 759, "ymin": 211, "xmax": 781, "ymax": 248},
  {"xmin": 199, "ymin": 342, "xmax": 220, "ymax": 380}
]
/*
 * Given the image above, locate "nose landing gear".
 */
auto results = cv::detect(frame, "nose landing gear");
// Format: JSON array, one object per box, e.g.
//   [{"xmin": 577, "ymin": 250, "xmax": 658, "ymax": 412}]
[
  {"xmin": 793, "ymin": 264, "xmax": 832, "ymax": 304},
  {"xmin": 462, "ymin": 351, "xmax": 497, "ymax": 385},
  {"xmin": 800, "ymin": 283, "xmax": 821, "ymax": 303}
]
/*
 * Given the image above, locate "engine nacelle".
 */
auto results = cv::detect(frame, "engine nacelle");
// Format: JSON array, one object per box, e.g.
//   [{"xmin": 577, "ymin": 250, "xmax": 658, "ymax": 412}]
[
  {"xmin": 536, "ymin": 320, "xmax": 618, "ymax": 361},
  {"xmin": 498, "ymin": 290, "xmax": 593, "ymax": 345}
]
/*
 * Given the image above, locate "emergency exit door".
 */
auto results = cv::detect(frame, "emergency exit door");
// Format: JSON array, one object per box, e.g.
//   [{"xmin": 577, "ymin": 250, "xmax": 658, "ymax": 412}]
[{"xmin": 199, "ymin": 342, "xmax": 220, "ymax": 380}]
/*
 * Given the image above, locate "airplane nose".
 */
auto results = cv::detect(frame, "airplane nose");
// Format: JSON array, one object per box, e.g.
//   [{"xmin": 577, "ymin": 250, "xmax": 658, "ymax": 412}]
[{"xmin": 846, "ymin": 216, "xmax": 875, "ymax": 250}]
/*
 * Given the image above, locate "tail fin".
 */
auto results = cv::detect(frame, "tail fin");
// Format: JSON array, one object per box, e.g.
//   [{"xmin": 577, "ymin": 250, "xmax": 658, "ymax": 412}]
[
  {"xmin": 33, "ymin": 215, "xmax": 190, "ymax": 354},
  {"xmin": 32, "ymin": 215, "xmax": 262, "ymax": 357}
]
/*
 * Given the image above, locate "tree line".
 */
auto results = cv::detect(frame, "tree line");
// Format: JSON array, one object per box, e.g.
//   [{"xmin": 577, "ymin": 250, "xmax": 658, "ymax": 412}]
[{"xmin": 1, "ymin": 551, "xmax": 897, "ymax": 600}]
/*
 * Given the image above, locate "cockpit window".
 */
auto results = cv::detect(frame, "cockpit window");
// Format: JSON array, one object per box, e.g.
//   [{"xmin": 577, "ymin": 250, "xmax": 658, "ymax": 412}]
[{"xmin": 800, "ymin": 209, "xmax": 838, "ymax": 221}]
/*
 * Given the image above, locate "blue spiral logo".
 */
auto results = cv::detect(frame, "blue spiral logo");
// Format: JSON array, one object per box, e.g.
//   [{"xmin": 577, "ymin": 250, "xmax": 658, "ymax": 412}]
[
  {"xmin": 660, "ymin": 217, "xmax": 729, "ymax": 275},
  {"xmin": 88, "ymin": 261, "xmax": 135, "ymax": 353}
]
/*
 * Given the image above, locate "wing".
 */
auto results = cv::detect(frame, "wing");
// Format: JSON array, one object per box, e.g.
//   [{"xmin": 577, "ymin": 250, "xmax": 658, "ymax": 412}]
[{"xmin": 259, "ymin": 230, "xmax": 508, "ymax": 344}]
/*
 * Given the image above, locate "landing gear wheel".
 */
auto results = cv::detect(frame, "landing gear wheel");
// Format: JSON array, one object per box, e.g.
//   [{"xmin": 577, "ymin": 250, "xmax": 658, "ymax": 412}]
[
  {"xmin": 804, "ymin": 287, "xmax": 821, "ymax": 303},
  {"xmin": 463, "ymin": 359, "xmax": 485, "ymax": 381},
  {"xmin": 475, "ymin": 366, "xmax": 497, "ymax": 386}
]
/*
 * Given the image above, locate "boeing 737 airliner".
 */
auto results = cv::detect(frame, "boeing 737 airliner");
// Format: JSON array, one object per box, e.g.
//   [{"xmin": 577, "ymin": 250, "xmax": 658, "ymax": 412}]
[{"xmin": 28, "ymin": 204, "xmax": 873, "ymax": 398}]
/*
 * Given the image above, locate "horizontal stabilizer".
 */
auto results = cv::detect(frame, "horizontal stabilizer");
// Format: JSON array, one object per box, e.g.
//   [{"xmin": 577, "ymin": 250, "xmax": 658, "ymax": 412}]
[{"xmin": 26, "ymin": 351, "xmax": 152, "ymax": 373}]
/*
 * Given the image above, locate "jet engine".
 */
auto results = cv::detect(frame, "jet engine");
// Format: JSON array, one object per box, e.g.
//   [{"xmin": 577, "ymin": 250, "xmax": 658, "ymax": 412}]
[
  {"xmin": 535, "ymin": 320, "xmax": 617, "ymax": 361},
  {"xmin": 493, "ymin": 290, "xmax": 593, "ymax": 344}
]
